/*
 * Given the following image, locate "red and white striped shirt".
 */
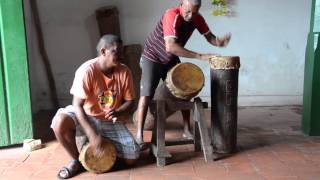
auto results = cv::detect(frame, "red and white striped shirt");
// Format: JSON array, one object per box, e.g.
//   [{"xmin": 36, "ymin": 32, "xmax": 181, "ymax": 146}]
[{"xmin": 142, "ymin": 7, "xmax": 210, "ymax": 64}]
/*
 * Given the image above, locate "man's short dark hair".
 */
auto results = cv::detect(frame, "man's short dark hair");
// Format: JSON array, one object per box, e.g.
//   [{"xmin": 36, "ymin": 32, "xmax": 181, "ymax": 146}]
[{"xmin": 96, "ymin": 34, "xmax": 122, "ymax": 55}]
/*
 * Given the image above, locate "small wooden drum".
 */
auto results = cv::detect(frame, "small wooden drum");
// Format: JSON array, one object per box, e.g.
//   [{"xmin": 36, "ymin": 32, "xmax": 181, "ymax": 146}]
[
  {"xmin": 209, "ymin": 56, "xmax": 240, "ymax": 154},
  {"xmin": 133, "ymin": 62, "xmax": 204, "ymax": 129},
  {"xmin": 78, "ymin": 140, "xmax": 117, "ymax": 174},
  {"xmin": 165, "ymin": 62, "xmax": 205, "ymax": 100}
]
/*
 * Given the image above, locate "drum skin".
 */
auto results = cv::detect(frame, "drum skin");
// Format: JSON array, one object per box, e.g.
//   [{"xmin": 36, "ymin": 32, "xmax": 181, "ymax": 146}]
[
  {"xmin": 209, "ymin": 56, "xmax": 240, "ymax": 70},
  {"xmin": 165, "ymin": 62, "xmax": 204, "ymax": 100},
  {"xmin": 79, "ymin": 140, "xmax": 117, "ymax": 174}
]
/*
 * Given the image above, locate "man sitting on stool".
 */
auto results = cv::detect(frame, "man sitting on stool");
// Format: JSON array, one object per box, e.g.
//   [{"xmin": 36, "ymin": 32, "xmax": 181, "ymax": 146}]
[{"xmin": 51, "ymin": 34, "xmax": 140, "ymax": 179}]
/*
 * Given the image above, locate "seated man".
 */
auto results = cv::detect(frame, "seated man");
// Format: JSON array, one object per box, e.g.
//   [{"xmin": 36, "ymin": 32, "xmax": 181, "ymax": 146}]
[{"xmin": 51, "ymin": 34, "xmax": 139, "ymax": 179}]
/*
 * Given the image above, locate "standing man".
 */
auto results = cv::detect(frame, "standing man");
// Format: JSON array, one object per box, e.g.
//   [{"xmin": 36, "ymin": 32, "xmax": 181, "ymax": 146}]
[
  {"xmin": 51, "ymin": 34, "xmax": 140, "ymax": 179},
  {"xmin": 136, "ymin": 0, "xmax": 231, "ymax": 149}
]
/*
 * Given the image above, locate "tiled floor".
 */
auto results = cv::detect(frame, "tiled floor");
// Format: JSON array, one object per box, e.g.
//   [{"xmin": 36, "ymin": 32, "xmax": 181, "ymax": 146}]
[{"xmin": 1, "ymin": 106, "xmax": 320, "ymax": 180}]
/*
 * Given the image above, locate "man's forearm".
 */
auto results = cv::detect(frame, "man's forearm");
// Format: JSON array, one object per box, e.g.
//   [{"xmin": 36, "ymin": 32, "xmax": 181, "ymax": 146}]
[
  {"xmin": 115, "ymin": 100, "xmax": 134, "ymax": 116},
  {"xmin": 206, "ymin": 33, "xmax": 220, "ymax": 46},
  {"xmin": 205, "ymin": 32, "xmax": 231, "ymax": 47},
  {"xmin": 165, "ymin": 38, "xmax": 202, "ymax": 59},
  {"xmin": 74, "ymin": 105, "xmax": 98, "ymax": 140},
  {"xmin": 167, "ymin": 42, "xmax": 203, "ymax": 59}
]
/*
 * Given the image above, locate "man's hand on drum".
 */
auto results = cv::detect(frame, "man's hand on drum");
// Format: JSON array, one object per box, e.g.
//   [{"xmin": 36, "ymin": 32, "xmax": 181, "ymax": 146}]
[
  {"xmin": 216, "ymin": 33, "xmax": 231, "ymax": 47},
  {"xmin": 105, "ymin": 109, "xmax": 119, "ymax": 123},
  {"xmin": 89, "ymin": 134, "xmax": 105, "ymax": 158},
  {"xmin": 198, "ymin": 53, "xmax": 220, "ymax": 61}
]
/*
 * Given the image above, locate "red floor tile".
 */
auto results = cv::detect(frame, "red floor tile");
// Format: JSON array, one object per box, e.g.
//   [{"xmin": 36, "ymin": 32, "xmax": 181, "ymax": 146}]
[{"xmin": 1, "ymin": 106, "xmax": 320, "ymax": 180}]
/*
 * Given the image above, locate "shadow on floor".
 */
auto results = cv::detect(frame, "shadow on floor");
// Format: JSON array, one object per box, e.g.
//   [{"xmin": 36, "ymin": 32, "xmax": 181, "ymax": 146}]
[{"xmin": 32, "ymin": 109, "xmax": 57, "ymax": 143}]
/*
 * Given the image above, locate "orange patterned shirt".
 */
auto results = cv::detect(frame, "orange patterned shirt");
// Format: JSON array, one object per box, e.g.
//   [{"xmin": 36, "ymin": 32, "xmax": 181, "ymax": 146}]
[{"xmin": 70, "ymin": 58, "xmax": 135, "ymax": 121}]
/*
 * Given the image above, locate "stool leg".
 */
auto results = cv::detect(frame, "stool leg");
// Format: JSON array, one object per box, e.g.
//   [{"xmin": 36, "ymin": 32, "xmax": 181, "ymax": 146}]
[
  {"xmin": 193, "ymin": 121, "xmax": 201, "ymax": 152},
  {"xmin": 149, "ymin": 116, "xmax": 157, "ymax": 156},
  {"xmin": 194, "ymin": 98, "xmax": 213, "ymax": 162},
  {"xmin": 157, "ymin": 100, "xmax": 166, "ymax": 167},
  {"xmin": 150, "ymin": 100, "xmax": 172, "ymax": 167},
  {"xmin": 150, "ymin": 102, "xmax": 157, "ymax": 146}
]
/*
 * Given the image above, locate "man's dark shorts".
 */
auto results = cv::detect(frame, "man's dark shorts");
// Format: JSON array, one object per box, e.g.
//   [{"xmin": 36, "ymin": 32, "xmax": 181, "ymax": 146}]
[{"xmin": 139, "ymin": 56, "xmax": 180, "ymax": 98}]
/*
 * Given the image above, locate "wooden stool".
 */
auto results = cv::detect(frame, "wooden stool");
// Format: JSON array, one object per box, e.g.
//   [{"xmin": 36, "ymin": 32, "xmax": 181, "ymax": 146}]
[{"xmin": 150, "ymin": 97, "xmax": 213, "ymax": 167}]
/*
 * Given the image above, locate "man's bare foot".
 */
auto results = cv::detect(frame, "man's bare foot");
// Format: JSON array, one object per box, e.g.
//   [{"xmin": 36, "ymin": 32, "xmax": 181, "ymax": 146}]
[
  {"xmin": 136, "ymin": 138, "xmax": 148, "ymax": 151},
  {"xmin": 182, "ymin": 130, "xmax": 193, "ymax": 140}
]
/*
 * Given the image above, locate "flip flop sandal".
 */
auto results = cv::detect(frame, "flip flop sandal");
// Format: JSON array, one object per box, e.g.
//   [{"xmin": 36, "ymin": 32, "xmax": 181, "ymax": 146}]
[
  {"xmin": 137, "ymin": 141, "xmax": 148, "ymax": 151},
  {"xmin": 140, "ymin": 143, "xmax": 149, "ymax": 151},
  {"xmin": 57, "ymin": 160, "xmax": 84, "ymax": 179}
]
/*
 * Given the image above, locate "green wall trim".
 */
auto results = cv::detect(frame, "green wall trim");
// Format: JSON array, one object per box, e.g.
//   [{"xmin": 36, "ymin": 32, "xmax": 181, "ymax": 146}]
[
  {"xmin": 302, "ymin": 0, "xmax": 320, "ymax": 136},
  {"xmin": 310, "ymin": 0, "xmax": 316, "ymax": 31},
  {"xmin": 309, "ymin": 33, "xmax": 320, "ymax": 135},
  {"xmin": 0, "ymin": 41, "xmax": 9, "ymax": 146},
  {"xmin": 303, "ymin": 32, "xmax": 320, "ymax": 136},
  {"xmin": 302, "ymin": 33, "xmax": 314, "ymax": 134},
  {"xmin": 314, "ymin": 0, "xmax": 320, "ymax": 32},
  {"xmin": 0, "ymin": 0, "xmax": 33, "ymax": 145}
]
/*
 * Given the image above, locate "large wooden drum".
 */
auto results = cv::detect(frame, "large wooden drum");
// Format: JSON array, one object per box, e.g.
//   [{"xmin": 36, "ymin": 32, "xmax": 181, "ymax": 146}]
[
  {"xmin": 210, "ymin": 56, "xmax": 240, "ymax": 154},
  {"xmin": 165, "ymin": 62, "xmax": 205, "ymax": 100},
  {"xmin": 78, "ymin": 140, "xmax": 117, "ymax": 174}
]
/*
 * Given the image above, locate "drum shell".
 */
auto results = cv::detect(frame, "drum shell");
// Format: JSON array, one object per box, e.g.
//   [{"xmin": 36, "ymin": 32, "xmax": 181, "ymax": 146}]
[
  {"xmin": 210, "ymin": 56, "xmax": 240, "ymax": 154},
  {"xmin": 76, "ymin": 129, "xmax": 117, "ymax": 173},
  {"xmin": 165, "ymin": 62, "xmax": 204, "ymax": 100}
]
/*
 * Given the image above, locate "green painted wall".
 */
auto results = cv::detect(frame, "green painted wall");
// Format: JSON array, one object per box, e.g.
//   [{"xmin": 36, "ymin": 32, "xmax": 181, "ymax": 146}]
[
  {"xmin": 302, "ymin": 0, "xmax": 320, "ymax": 136},
  {"xmin": 0, "ymin": 0, "xmax": 33, "ymax": 145}
]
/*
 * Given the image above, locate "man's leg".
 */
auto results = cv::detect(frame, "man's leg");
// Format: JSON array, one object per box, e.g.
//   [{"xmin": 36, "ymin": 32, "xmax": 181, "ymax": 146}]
[
  {"xmin": 136, "ymin": 57, "xmax": 163, "ymax": 149},
  {"xmin": 52, "ymin": 113, "xmax": 78, "ymax": 159},
  {"xmin": 181, "ymin": 110, "xmax": 193, "ymax": 139},
  {"xmin": 136, "ymin": 96, "xmax": 150, "ymax": 144},
  {"xmin": 99, "ymin": 121, "xmax": 140, "ymax": 165},
  {"xmin": 135, "ymin": 96, "xmax": 151, "ymax": 145},
  {"xmin": 51, "ymin": 113, "xmax": 83, "ymax": 178}
]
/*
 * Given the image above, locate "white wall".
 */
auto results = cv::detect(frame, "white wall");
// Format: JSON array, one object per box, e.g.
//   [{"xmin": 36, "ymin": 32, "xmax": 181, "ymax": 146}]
[{"xmin": 24, "ymin": 0, "xmax": 312, "ymax": 112}]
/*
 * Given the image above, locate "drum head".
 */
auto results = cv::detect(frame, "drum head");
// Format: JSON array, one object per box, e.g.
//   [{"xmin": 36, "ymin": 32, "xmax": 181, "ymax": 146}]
[
  {"xmin": 169, "ymin": 63, "xmax": 204, "ymax": 94},
  {"xmin": 79, "ymin": 140, "xmax": 117, "ymax": 174},
  {"xmin": 209, "ymin": 56, "xmax": 240, "ymax": 70}
]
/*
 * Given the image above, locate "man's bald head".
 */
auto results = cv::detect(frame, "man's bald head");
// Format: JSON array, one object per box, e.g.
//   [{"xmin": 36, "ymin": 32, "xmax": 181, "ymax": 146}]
[
  {"xmin": 180, "ymin": 0, "xmax": 201, "ymax": 22},
  {"xmin": 182, "ymin": 0, "xmax": 201, "ymax": 6}
]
